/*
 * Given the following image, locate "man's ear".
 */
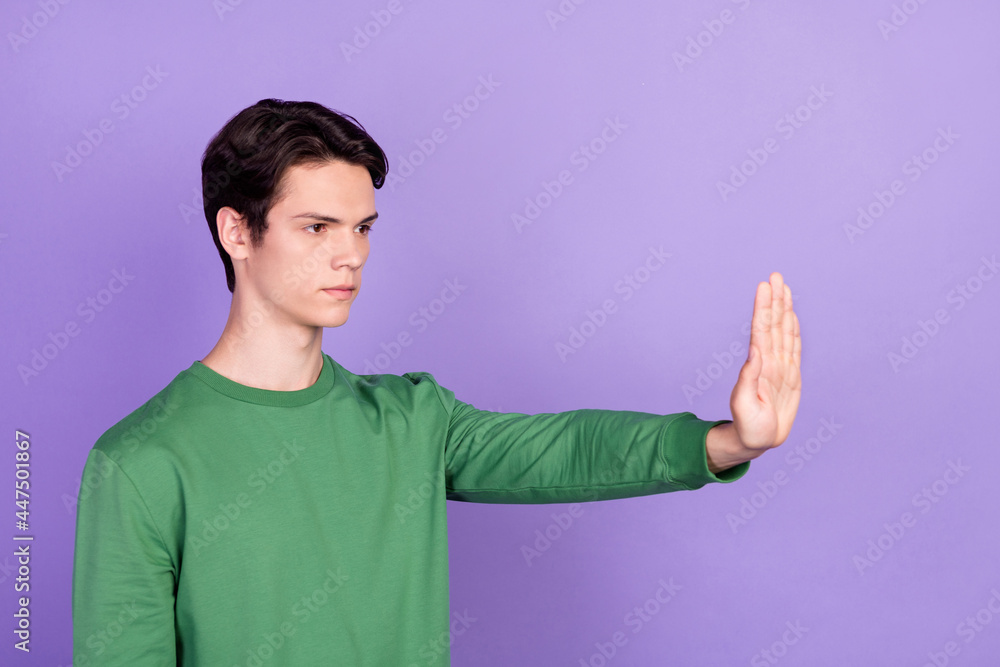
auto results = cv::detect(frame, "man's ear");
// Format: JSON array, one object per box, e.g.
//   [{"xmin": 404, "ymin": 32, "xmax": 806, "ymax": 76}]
[{"xmin": 216, "ymin": 207, "xmax": 251, "ymax": 261}]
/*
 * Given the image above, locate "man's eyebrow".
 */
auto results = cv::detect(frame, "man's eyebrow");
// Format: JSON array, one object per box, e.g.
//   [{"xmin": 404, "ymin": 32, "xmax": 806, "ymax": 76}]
[{"xmin": 290, "ymin": 211, "xmax": 379, "ymax": 225}]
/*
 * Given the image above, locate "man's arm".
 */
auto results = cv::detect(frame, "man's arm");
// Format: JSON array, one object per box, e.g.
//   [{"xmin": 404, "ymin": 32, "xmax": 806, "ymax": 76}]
[
  {"xmin": 72, "ymin": 449, "xmax": 177, "ymax": 666},
  {"xmin": 706, "ymin": 272, "xmax": 803, "ymax": 473},
  {"xmin": 428, "ymin": 390, "xmax": 749, "ymax": 504},
  {"xmin": 402, "ymin": 274, "xmax": 797, "ymax": 502}
]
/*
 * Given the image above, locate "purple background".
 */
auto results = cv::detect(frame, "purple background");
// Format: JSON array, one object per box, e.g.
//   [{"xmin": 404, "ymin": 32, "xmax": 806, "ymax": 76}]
[{"xmin": 2, "ymin": 0, "xmax": 999, "ymax": 664}]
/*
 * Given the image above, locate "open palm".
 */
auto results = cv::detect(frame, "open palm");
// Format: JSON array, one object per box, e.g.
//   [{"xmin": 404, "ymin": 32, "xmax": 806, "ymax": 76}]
[{"xmin": 730, "ymin": 272, "xmax": 802, "ymax": 451}]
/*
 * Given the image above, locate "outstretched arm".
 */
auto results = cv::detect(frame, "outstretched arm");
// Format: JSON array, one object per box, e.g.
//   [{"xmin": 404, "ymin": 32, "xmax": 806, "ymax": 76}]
[{"xmin": 705, "ymin": 272, "xmax": 802, "ymax": 473}]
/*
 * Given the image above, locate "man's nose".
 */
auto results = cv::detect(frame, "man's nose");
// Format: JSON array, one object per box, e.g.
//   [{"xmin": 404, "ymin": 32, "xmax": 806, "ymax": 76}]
[{"xmin": 326, "ymin": 231, "xmax": 364, "ymax": 267}]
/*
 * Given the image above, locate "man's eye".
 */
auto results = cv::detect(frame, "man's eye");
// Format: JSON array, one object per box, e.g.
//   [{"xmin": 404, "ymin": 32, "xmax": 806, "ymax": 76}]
[
  {"xmin": 357, "ymin": 224, "xmax": 372, "ymax": 235},
  {"xmin": 307, "ymin": 224, "xmax": 325, "ymax": 233}
]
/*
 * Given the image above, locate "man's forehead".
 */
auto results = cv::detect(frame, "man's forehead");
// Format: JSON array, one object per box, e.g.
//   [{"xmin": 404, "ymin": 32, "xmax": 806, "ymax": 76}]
[
  {"xmin": 286, "ymin": 159, "xmax": 371, "ymax": 180},
  {"xmin": 274, "ymin": 162, "xmax": 375, "ymax": 208}
]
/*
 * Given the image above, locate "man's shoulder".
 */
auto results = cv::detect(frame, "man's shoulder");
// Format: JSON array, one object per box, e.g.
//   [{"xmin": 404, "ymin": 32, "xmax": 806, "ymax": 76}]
[
  {"xmin": 92, "ymin": 363, "xmax": 206, "ymax": 463},
  {"xmin": 327, "ymin": 356, "xmax": 455, "ymax": 412}
]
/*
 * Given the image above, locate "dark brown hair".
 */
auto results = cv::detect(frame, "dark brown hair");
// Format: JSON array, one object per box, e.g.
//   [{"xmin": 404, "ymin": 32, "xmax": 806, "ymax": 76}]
[{"xmin": 200, "ymin": 99, "xmax": 388, "ymax": 292}]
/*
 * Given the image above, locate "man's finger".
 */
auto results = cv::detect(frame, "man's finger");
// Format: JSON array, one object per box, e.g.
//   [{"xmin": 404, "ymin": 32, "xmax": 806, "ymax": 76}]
[
  {"xmin": 783, "ymin": 283, "xmax": 795, "ymax": 360},
  {"xmin": 770, "ymin": 272, "xmax": 785, "ymax": 357},
  {"xmin": 792, "ymin": 311, "xmax": 801, "ymax": 369},
  {"xmin": 750, "ymin": 280, "xmax": 772, "ymax": 359}
]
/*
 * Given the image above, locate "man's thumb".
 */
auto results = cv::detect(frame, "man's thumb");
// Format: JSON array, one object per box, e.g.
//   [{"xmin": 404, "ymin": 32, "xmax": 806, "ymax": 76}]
[{"xmin": 741, "ymin": 345, "xmax": 761, "ymax": 383}]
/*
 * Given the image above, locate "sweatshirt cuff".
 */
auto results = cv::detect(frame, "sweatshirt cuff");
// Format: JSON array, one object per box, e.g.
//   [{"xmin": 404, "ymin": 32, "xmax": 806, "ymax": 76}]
[{"xmin": 660, "ymin": 415, "xmax": 751, "ymax": 490}]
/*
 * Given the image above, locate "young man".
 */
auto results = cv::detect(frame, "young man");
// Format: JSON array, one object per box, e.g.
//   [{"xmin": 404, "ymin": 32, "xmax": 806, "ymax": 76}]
[{"xmin": 71, "ymin": 99, "xmax": 801, "ymax": 666}]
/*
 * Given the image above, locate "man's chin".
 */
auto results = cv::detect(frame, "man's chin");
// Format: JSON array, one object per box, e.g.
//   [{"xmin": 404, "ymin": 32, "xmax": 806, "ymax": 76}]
[{"xmin": 315, "ymin": 313, "xmax": 350, "ymax": 329}]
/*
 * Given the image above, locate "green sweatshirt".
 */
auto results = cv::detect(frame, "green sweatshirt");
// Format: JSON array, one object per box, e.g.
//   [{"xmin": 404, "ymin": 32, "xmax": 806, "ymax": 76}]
[{"xmin": 71, "ymin": 352, "xmax": 749, "ymax": 666}]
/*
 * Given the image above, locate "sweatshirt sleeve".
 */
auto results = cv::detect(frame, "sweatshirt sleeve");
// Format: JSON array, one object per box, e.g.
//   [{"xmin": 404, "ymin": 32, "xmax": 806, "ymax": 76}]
[
  {"xmin": 405, "ymin": 372, "xmax": 751, "ymax": 504},
  {"xmin": 72, "ymin": 449, "xmax": 178, "ymax": 666}
]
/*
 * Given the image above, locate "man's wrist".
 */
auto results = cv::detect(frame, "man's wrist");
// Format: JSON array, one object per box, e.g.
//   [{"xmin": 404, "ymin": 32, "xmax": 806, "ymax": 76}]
[{"xmin": 705, "ymin": 422, "xmax": 761, "ymax": 474}]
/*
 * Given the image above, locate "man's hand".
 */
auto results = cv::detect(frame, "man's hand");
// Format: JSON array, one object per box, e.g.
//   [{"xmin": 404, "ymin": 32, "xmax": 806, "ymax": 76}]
[{"xmin": 706, "ymin": 272, "xmax": 802, "ymax": 473}]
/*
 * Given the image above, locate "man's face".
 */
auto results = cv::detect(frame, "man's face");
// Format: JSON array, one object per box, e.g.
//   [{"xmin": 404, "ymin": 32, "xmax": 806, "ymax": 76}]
[{"xmin": 238, "ymin": 159, "xmax": 376, "ymax": 330}]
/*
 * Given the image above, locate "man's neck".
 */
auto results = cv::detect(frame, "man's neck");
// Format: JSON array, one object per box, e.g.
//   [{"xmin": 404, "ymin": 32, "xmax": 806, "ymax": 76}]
[{"xmin": 200, "ymin": 297, "xmax": 326, "ymax": 392}]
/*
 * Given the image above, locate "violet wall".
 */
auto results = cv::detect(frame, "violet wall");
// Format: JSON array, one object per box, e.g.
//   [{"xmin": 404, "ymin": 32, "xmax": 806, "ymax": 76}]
[{"xmin": 2, "ymin": 1, "xmax": 998, "ymax": 664}]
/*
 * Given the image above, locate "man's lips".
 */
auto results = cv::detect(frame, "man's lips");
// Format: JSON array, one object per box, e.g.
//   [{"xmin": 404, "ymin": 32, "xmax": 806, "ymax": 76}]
[{"xmin": 322, "ymin": 286, "xmax": 355, "ymax": 299}]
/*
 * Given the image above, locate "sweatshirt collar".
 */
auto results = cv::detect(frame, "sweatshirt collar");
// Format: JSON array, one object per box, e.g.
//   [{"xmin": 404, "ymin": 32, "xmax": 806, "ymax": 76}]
[{"xmin": 186, "ymin": 353, "xmax": 336, "ymax": 407}]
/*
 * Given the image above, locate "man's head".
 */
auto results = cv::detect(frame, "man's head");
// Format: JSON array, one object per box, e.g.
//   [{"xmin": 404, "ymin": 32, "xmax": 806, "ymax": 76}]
[{"xmin": 200, "ymin": 98, "xmax": 388, "ymax": 294}]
